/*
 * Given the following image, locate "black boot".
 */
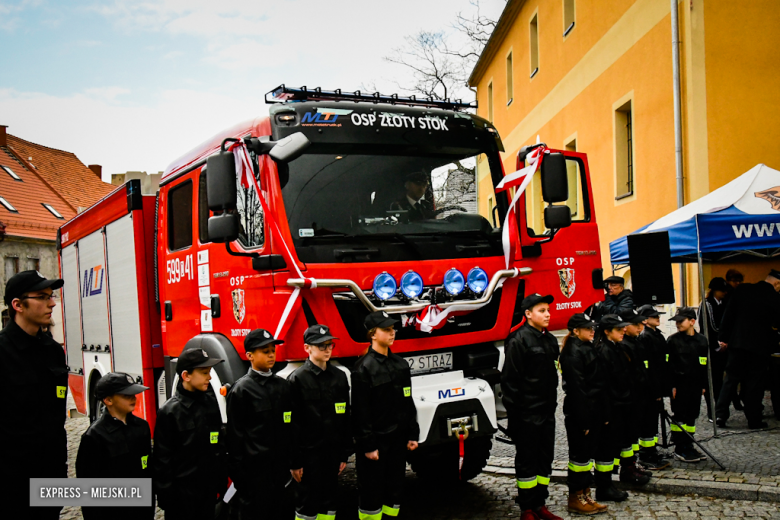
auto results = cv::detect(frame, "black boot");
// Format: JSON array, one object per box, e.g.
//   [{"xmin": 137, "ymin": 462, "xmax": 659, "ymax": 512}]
[
  {"xmin": 596, "ymin": 484, "xmax": 628, "ymax": 502},
  {"xmin": 619, "ymin": 460, "xmax": 650, "ymax": 486}
]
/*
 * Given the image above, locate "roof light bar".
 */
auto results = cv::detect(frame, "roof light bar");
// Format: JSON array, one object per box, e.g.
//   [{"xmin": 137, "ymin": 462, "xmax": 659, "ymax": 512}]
[{"xmin": 265, "ymin": 84, "xmax": 476, "ymax": 111}]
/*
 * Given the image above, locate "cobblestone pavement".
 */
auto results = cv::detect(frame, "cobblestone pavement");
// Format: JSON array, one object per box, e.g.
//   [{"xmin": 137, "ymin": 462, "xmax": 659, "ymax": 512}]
[
  {"xmin": 59, "ymin": 399, "xmax": 780, "ymax": 519},
  {"xmin": 489, "ymin": 378, "xmax": 780, "ymax": 496}
]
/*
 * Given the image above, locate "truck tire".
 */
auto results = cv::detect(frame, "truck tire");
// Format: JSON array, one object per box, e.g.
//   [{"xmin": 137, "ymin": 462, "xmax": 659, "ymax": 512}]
[{"xmin": 409, "ymin": 436, "xmax": 493, "ymax": 482}]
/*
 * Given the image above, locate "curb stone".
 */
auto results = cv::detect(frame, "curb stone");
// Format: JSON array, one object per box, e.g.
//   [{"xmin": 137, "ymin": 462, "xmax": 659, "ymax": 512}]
[{"xmin": 482, "ymin": 464, "xmax": 780, "ymax": 503}]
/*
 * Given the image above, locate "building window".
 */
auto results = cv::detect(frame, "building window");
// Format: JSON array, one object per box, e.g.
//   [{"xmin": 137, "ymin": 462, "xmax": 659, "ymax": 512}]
[
  {"xmin": 530, "ymin": 13, "xmax": 539, "ymax": 78},
  {"xmin": 563, "ymin": 0, "xmax": 575, "ymax": 36},
  {"xmin": 4, "ymin": 256, "xmax": 19, "ymax": 282},
  {"xmin": 506, "ymin": 52, "xmax": 514, "ymax": 105},
  {"xmin": 167, "ymin": 180, "xmax": 193, "ymax": 251},
  {"xmin": 26, "ymin": 258, "xmax": 40, "ymax": 271},
  {"xmin": 487, "ymin": 81, "xmax": 494, "ymax": 122},
  {"xmin": 615, "ymin": 100, "xmax": 635, "ymax": 199},
  {"xmin": 0, "ymin": 196, "xmax": 17, "ymax": 213},
  {"xmin": 42, "ymin": 203, "xmax": 64, "ymax": 219},
  {"xmin": 1, "ymin": 165, "xmax": 22, "ymax": 181}
]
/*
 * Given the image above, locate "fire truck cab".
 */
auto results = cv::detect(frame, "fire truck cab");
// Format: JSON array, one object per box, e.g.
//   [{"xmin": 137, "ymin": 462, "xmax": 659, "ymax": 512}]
[{"xmin": 59, "ymin": 85, "xmax": 604, "ymax": 481}]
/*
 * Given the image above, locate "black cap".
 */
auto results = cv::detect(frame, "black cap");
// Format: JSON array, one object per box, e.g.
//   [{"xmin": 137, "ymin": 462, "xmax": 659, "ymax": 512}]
[
  {"xmin": 619, "ymin": 310, "xmax": 646, "ymax": 324},
  {"xmin": 637, "ymin": 304, "xmax": 665, "ymax": 318},
  {"xmin": 303, "ymin": 324, "xmax": 339, "ymax": 345},
  {"xmin": 4, "ymin": 270, "xmax": 64, "ymax": 305},
  {"xmin": 364, "ymin": 310, "xmax": 399, "ymax": 329},
  {"xmin": 603, "ymin": 275, "xmax": 625, "ymax": 285},
  {"xmin": 405, "ymin": 171, "xmax": 429, "ymax": 183},
  {"xmin": 599, "ymin": 314, "xmax": 628, "ymax": 328},
  {"xmin": 244, "ymin": 328, "xmax": 283, "ymax": 352},
  {"xmin": 671, "ymin": 307, "xmax": 697, "ymax": 322},
  {"xmin": 95, "ymin": 372, "xmax": 149, "ymax": 400},
  {"xmin": 521, "ymin": 293, "xmax": 554, "ymax": 312},
  {"xmin": 708, "ymin": 277, "xmax": 728, "ymax": 292},
  {"xmin": 176, "ymin": 348, "xmax": 224, "ymax": 375},
  {"xmin": 769, "ymin": 269, "xmax": 780, "ymax": 280},
  {"xmin": 567, "ymin": 313, "xmax": 596, "ymax": 330}
]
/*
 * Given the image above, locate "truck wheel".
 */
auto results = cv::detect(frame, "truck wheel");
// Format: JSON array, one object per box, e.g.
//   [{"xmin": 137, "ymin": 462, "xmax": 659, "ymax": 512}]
[
  {"xmin": 88, "ymin": 374, "xmax": 105, "ymax": 423},
  {"xmin": 409, "ymin": 436, "xmax": 493, "ymax": 482}
]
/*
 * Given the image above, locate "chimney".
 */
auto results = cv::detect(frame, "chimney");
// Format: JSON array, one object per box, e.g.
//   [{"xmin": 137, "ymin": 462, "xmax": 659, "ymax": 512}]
[
  {"xmin": 88, "ymin": 164, "xmax": 102, "ymax": 179},
  {"xmin": 0, "ymin": 125, "xmax": 7, "ymax": 147}
]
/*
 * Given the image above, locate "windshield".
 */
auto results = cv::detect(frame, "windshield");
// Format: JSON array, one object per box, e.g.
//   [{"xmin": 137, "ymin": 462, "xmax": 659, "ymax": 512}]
[{"xmin": 281, "ymin": 152, "xmax": 503, "ymax": 263}]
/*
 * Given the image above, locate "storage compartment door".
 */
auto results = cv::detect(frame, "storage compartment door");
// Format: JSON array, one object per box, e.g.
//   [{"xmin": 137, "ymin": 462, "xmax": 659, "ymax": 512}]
[
  {"xmin": 61, "ymin": 243, "xmax": 84, "ymax": 374},
  {"xmin": 78, "ymin": 230, "xmax": 112, "ymax": 357},
  {"xmin": 106, "ymin": 214, "xmax": 143, "ymax": 378}
]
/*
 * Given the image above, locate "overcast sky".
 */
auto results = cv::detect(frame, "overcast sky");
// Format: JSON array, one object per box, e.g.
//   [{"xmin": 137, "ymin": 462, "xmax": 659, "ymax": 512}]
[{"xmin": 0, "ymin": 0, "xmax": 504, "ymax": 178}]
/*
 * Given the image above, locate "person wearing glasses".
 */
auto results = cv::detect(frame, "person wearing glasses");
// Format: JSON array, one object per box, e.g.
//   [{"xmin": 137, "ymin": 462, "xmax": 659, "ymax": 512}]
[
  {"xmin": 288, "ymin": 324, "xmax": 352, "ymax": 520},
  {"xmin": 1, "ymin": 270, "xmax": 67, "ymax": 519}
]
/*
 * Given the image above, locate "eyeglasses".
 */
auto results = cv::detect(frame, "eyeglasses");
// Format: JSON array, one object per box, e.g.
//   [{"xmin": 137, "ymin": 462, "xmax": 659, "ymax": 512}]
[
  {"xmin": 20, "ymin": 293, "xmax": 59, "ymax": 302},
  {"xmin": 315, "ymin": 342, "xmax": 335, "ymax": 351}
]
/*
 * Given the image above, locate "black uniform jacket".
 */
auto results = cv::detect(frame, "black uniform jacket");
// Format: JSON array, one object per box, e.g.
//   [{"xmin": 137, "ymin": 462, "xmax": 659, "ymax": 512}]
[
  {"xmin": 668, "ymin": 331, "xmax": 709, "ymax": 392},
  {"xmin": 719, "ymin": 281, "xmax": 780, "ymax": 355},
  {"xmin": 602, "ymin": 289, "xmax": 634, "ymax": 316},
  {"xmin": 501, "ymin": 323, "xmax": 559, "ymax": 422},
  {"xmin": 76, "ymin": 411, "xmax": 154, "ymax": 519},
  {"xmin": 621, "ymin": 335, "xmax": 651, "ymax": 401},
  {"xmin": 596, "ymin": 338, "xmax": 633, "ymax": 412},
  {"xmin": 560, "ymin": 337, "xmax": 609, "ymax": 429},
  {"xmin": 351, "ymin": 347, "xmax": 420, "ymax": 454},
  {"xmin": 289, "ymin": 359, "xmax": 352, "ymax": 467},
  {"xmin": 389, "ymin": 196, "xmax": 436, "ymax": 220},
  {"xmin": 0, "ymin": 320, "xmax": 68, "ymax": 470},
  {"xmin": 699, "ymin": 295, "xmax": 726, "ymax": 351},
  {"xmin": 639, "ymin": 326, "xmax": 671, "ymax": 398},
  {"xmin": 152, "ymin": 381, "xmax": 226, "ymax": 509},
  {"xmin": 226, "ymin": 369, "xmax": 293, "ymax": 489}
]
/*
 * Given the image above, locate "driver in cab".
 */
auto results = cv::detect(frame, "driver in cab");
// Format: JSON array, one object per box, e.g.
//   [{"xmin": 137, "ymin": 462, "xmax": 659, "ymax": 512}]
[{"xmin": 390, "ymin": 171, "xmax": 436, "ymax": 220}]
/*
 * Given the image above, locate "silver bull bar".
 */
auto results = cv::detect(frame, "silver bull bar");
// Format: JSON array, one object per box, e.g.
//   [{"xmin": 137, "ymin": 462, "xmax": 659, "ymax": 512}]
[{"xmin": 287, "ymin": 267, "xmax": 531, "ymax": 314}]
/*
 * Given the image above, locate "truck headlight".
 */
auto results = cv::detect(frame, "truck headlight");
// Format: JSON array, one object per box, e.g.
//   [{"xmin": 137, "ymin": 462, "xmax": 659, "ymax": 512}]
[
  {"xmin": 373, "ymin": 272, "xmax": 397, "ymax": 300},
  {"xmin": 443, "ymin": 268, "xmax": 465, "ymax": 296},
  {"xmin": 467, "ymin": 267, "xmax": 489, "ymax": 294},
  {"xmin": 400, "ymin": 270, "xmax": 424, "ymax": 299}
]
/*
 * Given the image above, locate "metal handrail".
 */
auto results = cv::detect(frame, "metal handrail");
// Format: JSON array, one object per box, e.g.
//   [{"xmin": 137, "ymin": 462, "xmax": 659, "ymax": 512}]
[{"xmin": 287, "ymin": 267, "xmax": 531, "ymax": 314}]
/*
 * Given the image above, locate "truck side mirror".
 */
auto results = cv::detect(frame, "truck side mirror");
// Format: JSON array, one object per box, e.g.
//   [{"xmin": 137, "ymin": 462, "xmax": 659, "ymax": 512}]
[
  {"xmin": 206, "ymin": 152, "xmax": 237, "ymax": 211},
  {"xmin": 269, "ymin": 132, "xmax": 311, "ymax": 163},
  {"xmin": 208, "ymin": 212, "xmax": 239, "ymax": 244},
  {"xmin": 540, "ymin": 152, "xmax": 568, "ymax": 203},
  {"xmin": 544, "ymin": 205, "xmax": 572, "ymax": 229}
]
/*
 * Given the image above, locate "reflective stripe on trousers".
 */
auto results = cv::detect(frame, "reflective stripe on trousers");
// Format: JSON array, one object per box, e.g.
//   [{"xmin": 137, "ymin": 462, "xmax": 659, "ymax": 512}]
[
  {"xmin": 318, "ymin": 513, "xmax": 337, "ymax": 520},
  {"xmin": 670, "ymin": 423, "xmax": 696, "ymax": 433},
  {"xmin": 639, "ymin": 437, "xmax": 657, "ymax": 448},
  {"xmin": 358, "ymin": 508, "xmax": 382, "ymax": 520},
  {"xmin": 537, "ymin": 475, "xmax": 551, "ymax": 486},
  {"xmin": 568, "ymin": 460, "xmax": 594, "ymax": 473},
  {"xmin": 620, "ymin": 447, "xmax": 634, "ymax": 458},
  {"xmin": 595, "ymin": 460, "xmax": 615, "ymax": 472},
  {"xmin": 382, "ymin": 504, "xmax": 401, "ymax": 517},
  {"xmin": 516, "ymin": 476, "xmax": 538, "ymax": 489}
]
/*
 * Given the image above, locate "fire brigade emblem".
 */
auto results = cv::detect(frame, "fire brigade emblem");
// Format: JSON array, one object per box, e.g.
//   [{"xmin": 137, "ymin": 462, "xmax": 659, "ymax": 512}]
[
  {"xmin": 558, "ymin": 268, "xmax": 576, "ymax": 298},
  {"xmin": 263, "ymin": 331, "xmax": 270, "ymax": 338},
  {"xmin": 126, "ymin": 374, "xmax": 134, "ymax": 384},
  {"xmin": 755, "ymin": 186, "xmax": 780, "ymax": 211},
  {"xmin": 231, "ymin": 289, "xmax": 246, "ymax": 324},
  {"xmin": 319, "ymin": 327, "xmax": 326, "ymax": 334}
]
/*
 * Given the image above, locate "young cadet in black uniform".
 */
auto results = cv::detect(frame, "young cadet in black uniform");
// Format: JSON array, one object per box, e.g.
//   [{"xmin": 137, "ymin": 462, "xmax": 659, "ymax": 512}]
[
  {"xmin": 351, "ymin": 311, "xmax": 419, "ymax": 520},
  {"xmin": 76, "ymin": 372, "xmax": 154, "ymax": 519},
  {"xmin": 636, "ymin": 305, "xmax": 671, "ymax": 470},
  {"xmin": 668, "ymin": 307, "xmax": 709, "ymax": 463},
  {"xmin": 226, "ymin": 328, "xmax": 294, "ymax": 519},
  {"xmin": 617, "ymin": 310, "xmax": 655, "ymax": 483},
  {"xmin": 1, "ymin": 270, "xmax": 67, "ymax": 520},
  {"xmin": 559, "ymin": 313, "xmax": 609, "ymax": 515},
  {"xmin": 593, "ymin": 315, "xmax": 635, "ymax": 501},
  {"xmin": 289, "ymin": 324, "xmax": 352, "ymax": 520},
  {"xmin": 153, "ymin": 348, "xmax": 226, "ymax": 520},
  {"xmin": 501, "ymin": 294, "xmax": 563, "ymax": 520}
]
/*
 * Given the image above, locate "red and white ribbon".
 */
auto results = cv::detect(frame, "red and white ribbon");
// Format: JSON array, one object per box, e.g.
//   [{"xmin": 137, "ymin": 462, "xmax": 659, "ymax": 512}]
[{"xmin": 496, "ymin": 145, "xmax": 546, "ymax": 269}]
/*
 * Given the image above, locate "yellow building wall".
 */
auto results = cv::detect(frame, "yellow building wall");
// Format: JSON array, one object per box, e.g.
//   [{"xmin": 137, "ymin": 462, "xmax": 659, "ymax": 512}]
[{"xmin": 473, "ymin": 0, "xmax": 780, "ymax": 304}]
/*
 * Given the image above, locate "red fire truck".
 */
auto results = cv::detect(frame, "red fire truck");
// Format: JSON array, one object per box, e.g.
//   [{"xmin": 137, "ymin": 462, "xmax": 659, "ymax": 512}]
[{"xmin": 58, "ymin": 85, "xmax": 604, "ymax": 480}]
